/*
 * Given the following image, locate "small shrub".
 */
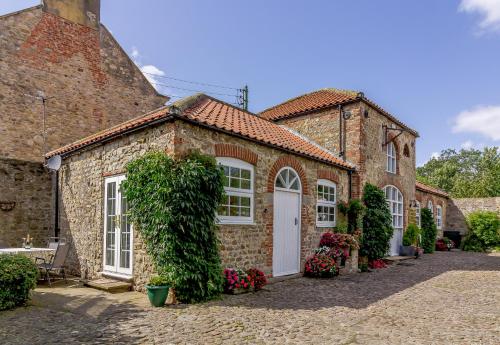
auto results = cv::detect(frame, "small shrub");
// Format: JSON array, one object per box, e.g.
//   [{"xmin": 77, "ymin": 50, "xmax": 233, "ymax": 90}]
[
  {"xmin": 0, "ymin": 254, "xmax": 39, "ymax": 310},
  {"xmin": 148, "ymin": 275, "xmax": 170, "ymax": 287},
  {"xmin": 403, "ymin": 223, "xmax": 420, "ymax": 246},
  {"xmin": 304, "ymin": 254, "xmax": 337, "ymax": 278},
  {"xmin": 334, "ymin": 221, "xmax": 348, "ymax": 234},
  {"xmin": 360, "ymin": 184, "xmax": 393, "ymax": 260},
  {"xmin": 223, "ymin": 268, "xmax": 267, "ymax": 293},
  {"xmin": 435, "ymin": 237, "xmax": 454, "ymax": 251},
  {"xmin": 420, "ymin": 208, "xmax": 437, "ymax": 253},
  {"xmin": 368, "ymin": 259, "xmax": 387, "ymax": 269},
  {"xmin": 467, "ymin": 211, "xmax": 500, "ymax": 246},
  {"xmin": 247, "ymin": 268, "xmax": 267, "ymax": 291},
  {"xmin": 461, "ymin": 232, "xmax": 486, "ymax": 252}
]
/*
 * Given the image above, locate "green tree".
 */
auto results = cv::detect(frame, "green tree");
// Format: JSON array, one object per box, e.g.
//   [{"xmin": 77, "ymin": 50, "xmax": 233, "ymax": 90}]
[
  {"xmin": 122, "ymin": 151, "xmax": 225, "ymax": 303},
  {"xmin": 467, "ymin": 211, "xmax": 500, "ymax": 246},
  {"xmin": 420, "ymin": 208, "xmax": 437, "ymax": 253},
  {"xmin": 360, "ymin": 184, "xmax": 393, "ymax": 260},
  {"xmin": 416, "ymin": 147, "xmax": 500, "ymax": 198}
]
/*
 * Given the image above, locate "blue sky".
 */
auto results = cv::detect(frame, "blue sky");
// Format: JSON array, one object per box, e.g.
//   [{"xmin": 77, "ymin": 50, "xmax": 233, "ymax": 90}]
[{"xmin": 2, "ymin": 1, "xmax": 500, "ymax": 165}]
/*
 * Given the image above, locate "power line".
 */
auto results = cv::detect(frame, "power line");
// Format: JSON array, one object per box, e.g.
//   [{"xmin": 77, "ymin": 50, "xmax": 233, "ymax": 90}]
[{"xmin": 142, "ymin": 72, "xmax": 239, "ymax": 90}]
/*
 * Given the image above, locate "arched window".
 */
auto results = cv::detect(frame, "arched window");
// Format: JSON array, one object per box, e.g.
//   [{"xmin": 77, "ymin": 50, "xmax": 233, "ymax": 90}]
[
  {"xmin": 216, "ymin": 157, "xmax": 254, "ymax": 224},
  {"xmin": 436, "ymin": 205, "xmax": 442, "ymax": 229},
  {"xmin": 384, "ymin": 185, "xmax": 403, "ymax": 230},
  {"xmin": 386, "ymin": 142, "xmax": 397, "ymax": 173},
  {"xmin": 316, "ymin": 179, "xmax": 336, "ymax": 227},
  {"xmin": 427, "ymin": 200, "xmax": 433, "ymax": 218},
  {"xmin": 275, "ymin": 167, "xmax": 300, "ymax": 191},
  {"xmin": 415, "ymin": 200, "xmax": 421, "ymax": 228}
]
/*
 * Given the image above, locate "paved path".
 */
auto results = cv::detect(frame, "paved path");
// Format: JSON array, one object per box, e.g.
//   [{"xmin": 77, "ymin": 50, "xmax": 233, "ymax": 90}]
[{"xmin": 0, "ymin": 251, "xmax": 499, "ymax": 344}]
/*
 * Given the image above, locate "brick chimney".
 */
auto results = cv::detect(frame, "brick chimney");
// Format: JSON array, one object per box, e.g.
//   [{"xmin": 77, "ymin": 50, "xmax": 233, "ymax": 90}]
[{"xmin": 42, "ymin": 0, "xmax": 100, "ymax": 29}]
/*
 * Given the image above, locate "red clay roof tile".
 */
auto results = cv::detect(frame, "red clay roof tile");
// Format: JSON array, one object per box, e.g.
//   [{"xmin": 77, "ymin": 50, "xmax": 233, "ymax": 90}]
[
  {"xmin": 46, "ymin": 94, "xmax": 354, "ymax": 170},
  {"xmin": 416, "ymin": 181, "xmax": 449, "ymax": 198},
  {"xmin": 260, "ymin": 88, "xmax": 418, "ymax": 136}
]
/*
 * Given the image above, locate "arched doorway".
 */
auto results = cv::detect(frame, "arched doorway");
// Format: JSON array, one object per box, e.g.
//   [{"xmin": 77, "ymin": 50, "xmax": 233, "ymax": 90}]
[
  {"xmin": 384, "ymin": 185, "xmax": 403, "ymax": 256},
  {"xmin": 273, "ymin": 167, "xmax": 301, "ymax": 276}
]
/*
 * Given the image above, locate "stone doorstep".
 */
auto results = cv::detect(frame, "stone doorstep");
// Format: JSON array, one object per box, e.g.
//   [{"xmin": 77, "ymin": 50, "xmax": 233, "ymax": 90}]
[
  {"xmin": 383, "ymin": 256, "xmax": 415, "ymax": 265},
  {"xmin": 84, "ymin": 278, "xmax": 132, "ymax": 293},
  {"xmin": 267, "ymin": 273, "xmax": 302, "ymax": 285}
]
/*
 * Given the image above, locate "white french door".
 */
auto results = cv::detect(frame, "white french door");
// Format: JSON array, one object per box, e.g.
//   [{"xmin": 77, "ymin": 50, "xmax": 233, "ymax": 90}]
[{"xmin": 103, "ymin": 175, "xmax": 133, "ymax": 275}]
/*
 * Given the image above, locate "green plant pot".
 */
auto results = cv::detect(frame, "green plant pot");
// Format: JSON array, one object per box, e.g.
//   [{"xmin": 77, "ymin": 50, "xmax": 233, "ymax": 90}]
[{"xmin": 145, "ymin": 285, "xmax": 170, "ymax": 307}]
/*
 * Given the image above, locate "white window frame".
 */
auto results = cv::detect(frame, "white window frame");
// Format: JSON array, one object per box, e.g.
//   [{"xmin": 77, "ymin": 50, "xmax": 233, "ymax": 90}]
[
  {"xmin": 216, "ymin": 157, "xmax": 254, "ymax": 225},
  {"xmin": 316, "ymin": 179, "xmax": 337, "ymax": 227},
  {"xmin": 415, "ymin": 200, "xmax": 421, "ymax": 228},
  {"xmin": 384, "ymin": 185, "xmax": 403, "ymax": 230},
  {"xmin": 436, "ymin": 205, "xmax": 442, "ymax": 229},
  {"xmin": 428, "ymin": 200, "xmax": 433, "ymax": 218},
  {"xmin": 386, "ymin": 141, "xmax": 397, "ymax": 174}
]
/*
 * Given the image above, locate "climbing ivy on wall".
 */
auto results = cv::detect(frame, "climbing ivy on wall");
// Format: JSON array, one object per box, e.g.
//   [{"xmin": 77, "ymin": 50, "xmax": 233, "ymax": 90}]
[{"xmin": 122, "ymin": 151, "xmax": 225, "ymax": 303}]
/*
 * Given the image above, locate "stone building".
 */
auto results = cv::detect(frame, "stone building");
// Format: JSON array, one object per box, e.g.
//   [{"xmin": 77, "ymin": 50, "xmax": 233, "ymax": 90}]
[
  {"xmin": 0, "ymin": 0, "xmax": 167, "ymax": 247},
  {"xmin": 46, "ymin": 94, "xmax": 354, "ymax": 286},
  {"xmin": 415, "ymin": 181, "xmax": 449, "ymax": 237},
  {"xmin": 260, "ymin": 89, "xmax": 430, "ymax": 255}
]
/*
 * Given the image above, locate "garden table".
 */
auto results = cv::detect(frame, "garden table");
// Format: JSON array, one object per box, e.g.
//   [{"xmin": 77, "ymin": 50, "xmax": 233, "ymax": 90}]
[{"xmin": 0, "ymin": 248, "xmax": 56, "ymax": 261}]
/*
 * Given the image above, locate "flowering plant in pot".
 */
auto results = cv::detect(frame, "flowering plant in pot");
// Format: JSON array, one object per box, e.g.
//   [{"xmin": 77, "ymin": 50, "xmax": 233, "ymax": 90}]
[
  {"xmin": 145, "ymin": 275, "xmax": 171, "ymax": 307},
  {"xmin": 400, "ymin": 223, "xmax": 420, "ymax": 256},
  {"xmin": 223, "ymin": 268, "xmax": 267, "ymax": 294},
  {"xmin": 304, "ymin": 253, "xmax": 337, "ymax": 278},
  {"xmin": 436, "ymin": 237, "xmax": 455, "ymax": 251}
]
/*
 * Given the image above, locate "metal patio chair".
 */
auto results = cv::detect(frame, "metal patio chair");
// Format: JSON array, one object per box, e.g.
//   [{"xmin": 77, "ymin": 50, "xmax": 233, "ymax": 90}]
[{"xmin": 36, "ymin": 242, "xmax": 70, "ymax": 286}]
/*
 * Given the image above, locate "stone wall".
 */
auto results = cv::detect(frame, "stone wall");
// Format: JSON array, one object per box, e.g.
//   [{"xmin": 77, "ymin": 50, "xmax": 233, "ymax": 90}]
[
  {"xmin": 277, "ymin": 102, "xmax": 418, "ymax": 229},
  {"xmin": 415, "ymin": 189, "xmax": 448, "ymax": 236},
  {"xmin": 446, "ymin": 197, "xmax": 500, "ymax": 235},
  {"xmin": 0, "ymin": 6, "xmax": 167, "ymax": 162},
  {"xmin": 0, "ymin": 158, "xmax": 52, "ymax": 248},
  {"xmin": 58, "ymin": 120, "xmax": 350, "ymax": 289}
]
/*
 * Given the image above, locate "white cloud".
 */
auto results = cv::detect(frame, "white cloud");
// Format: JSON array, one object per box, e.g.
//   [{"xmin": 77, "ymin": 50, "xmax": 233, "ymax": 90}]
[
  {"xmin": 453, "ymin": 105, "xmax": 500, "ymax": 141},
  {"xmin": 459, "ymin": 0, "xmax": 500, "ymax": 32},
  {"xmin": 130, "ymin": 47, "xmax": 171, "ymax": 95},
  {"xmin": 461, "ymin": 140, "xmax": 474, "ymax": 149},
  {"xmin": 431, "ymin": 152, "xmax": 440, "ymax": 159}
]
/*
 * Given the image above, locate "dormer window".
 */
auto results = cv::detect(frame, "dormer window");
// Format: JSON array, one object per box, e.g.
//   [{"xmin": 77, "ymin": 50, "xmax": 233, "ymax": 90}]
[{"xmin": 386, "ymin": 141, "xmax": 397, "ymax": 173}]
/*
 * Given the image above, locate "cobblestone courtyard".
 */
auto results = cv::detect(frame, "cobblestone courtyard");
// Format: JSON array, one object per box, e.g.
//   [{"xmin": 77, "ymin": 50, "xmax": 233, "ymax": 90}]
[{"xmin": 0, "ymin": 251, "xmax": 499, "ymax": 344}]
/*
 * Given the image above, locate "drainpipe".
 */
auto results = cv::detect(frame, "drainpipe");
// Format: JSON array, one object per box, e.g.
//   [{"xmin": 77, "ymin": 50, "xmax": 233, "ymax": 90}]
[
  {"xmin": 348, "ymin": 170, "xmax": 352, "ymax": 200},
  {"xmin": 54, "ymin": 170, "xmax": 60, "ymax": 238},
  {"xmin": 338, "ymin": 105, "xmax": 343, "ymax": 159}
]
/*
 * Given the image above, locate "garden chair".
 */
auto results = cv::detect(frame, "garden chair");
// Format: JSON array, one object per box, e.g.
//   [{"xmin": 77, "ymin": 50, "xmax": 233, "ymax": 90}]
[{"xmin": 36, "ymin": 242, "xmax": 70, "ymax": 286}]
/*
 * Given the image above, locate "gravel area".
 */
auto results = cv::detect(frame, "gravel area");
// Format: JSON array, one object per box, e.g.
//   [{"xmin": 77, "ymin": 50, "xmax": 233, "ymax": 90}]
[{"xmin": 0, "ymin": 251, "xmax": 499, "ymax": 344}]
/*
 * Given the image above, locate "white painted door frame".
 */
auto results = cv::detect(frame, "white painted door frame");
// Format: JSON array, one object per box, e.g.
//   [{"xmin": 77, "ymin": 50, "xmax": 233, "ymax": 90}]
[
  {"xmin": 273, "ymin": 167, "xmax": 302, "ymax": 277},
  {"xmin": 103, "ymin": 175, "xmax": 133, "ymax": 276}
]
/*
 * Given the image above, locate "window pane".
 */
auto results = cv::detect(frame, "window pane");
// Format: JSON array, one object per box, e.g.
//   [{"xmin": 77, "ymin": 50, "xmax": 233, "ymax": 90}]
[
  {"xmin": 240, "ymin": 197, "xmax": 251, "ymax": 207},
  {"xmin": 290, "ymin": 178, "xmax": 299, "ymax": 190},
  {"xmin": 241, "ymin": 169, "xmax": 251, "ymax": 180},
  {"xmin": 241, "ymin": 207, "xmax": 250, "ymax": 217},
  {"xmin": 217, "ymin": 205, "xmax": 228, "ymax": 216},
  {"xmin": 229, "ymin": 206, "xmax": 239, "ymax": 216},
  {"xmin": 230, "ymin": 167, "xmax": 240, "ymax": 177},
  {"xmin": 230, "ymin": 178, "xmax": 240, "ymax": 189},
  {"xmin": 241, "ymin": 179, "xmax": 251, "ymax": 190}
]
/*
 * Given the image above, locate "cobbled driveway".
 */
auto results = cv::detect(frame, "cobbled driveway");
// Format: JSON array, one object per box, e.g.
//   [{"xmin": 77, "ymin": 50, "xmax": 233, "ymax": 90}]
[{"xmin": 1, "ymin": 251, "xmax": 499, "ymax": 344}]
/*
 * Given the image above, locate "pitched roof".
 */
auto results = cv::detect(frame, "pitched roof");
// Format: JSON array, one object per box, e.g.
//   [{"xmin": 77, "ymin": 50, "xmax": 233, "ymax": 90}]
[
  {"xmin": 260, "ymin": 88, "xmax": 418, "ymax": 136},
  {"xmin": 46, "ymin": 94, "xmax": 354, "ymax": 170},
  {"xmin": 416, "ymin": 181, "xmax": 449, "ymax": 198}
]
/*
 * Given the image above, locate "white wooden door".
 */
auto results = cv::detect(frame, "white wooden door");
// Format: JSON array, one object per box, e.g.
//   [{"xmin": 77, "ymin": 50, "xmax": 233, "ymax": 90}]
[
  {"xmin": 103, "ymin": 175, "xmax": 133, "ymax": 275},
  {"xmin": 273, "ymin": 190, "xmax": 301, "ymax": 276},
  {"xmin": 389, "ymin": 229, "xmax": 402, "ymax": 256}
]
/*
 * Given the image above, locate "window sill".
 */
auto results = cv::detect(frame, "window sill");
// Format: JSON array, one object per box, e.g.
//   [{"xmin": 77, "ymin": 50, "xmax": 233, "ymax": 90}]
[
  {"xmin": 316, "ymin": 224, "xmax": 336, "ymax": 228},
  {"xmin": 218, "ymin": 222, "xmax": 256, "ymax": 226},
  {"xmin": 100, "ymin": 271, "xmax": 133, "ymax": 282}
]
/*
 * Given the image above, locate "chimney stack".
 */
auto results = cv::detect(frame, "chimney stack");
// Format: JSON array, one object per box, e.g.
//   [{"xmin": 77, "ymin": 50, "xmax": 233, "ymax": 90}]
[{"xmin": 42, "ymin": 0, "xmax": 100, "ymax": 29}]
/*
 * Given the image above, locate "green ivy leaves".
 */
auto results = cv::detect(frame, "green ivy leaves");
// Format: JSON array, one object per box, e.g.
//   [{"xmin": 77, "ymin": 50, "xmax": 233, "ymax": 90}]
[{"xmin": 122, "ymin": 151, "xmax": 225, "ymax": 303}]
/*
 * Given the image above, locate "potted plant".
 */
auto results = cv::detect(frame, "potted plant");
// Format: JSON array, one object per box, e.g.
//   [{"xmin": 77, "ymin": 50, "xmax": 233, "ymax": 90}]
[
  {"xmin": 145, "ymin": 275, "xmax": 170, "ymax": 307},
  {"xmin": 400, "ymin": 223, "xmax": 419, "ymax": 256}
]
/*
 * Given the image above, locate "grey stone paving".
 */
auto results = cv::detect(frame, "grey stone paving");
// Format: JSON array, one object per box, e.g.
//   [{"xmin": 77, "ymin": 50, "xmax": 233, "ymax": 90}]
[{"xmin": 0, "ymin": 251, "xmax": 499, "ymax": 344}]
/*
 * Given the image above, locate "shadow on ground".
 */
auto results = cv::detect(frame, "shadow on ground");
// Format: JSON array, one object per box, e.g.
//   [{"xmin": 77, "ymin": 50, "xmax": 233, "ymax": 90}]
[
  {"xmin": 0, "ymin": 281, "xmax": 150, "ymax": 345},
  {"xmin": 209, "ymin": 251, "xmax": 500, "ymax": 311}
]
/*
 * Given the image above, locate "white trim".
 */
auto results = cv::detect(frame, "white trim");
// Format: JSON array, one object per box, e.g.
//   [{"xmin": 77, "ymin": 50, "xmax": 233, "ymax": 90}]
[
  {"xmin": 386, "ymin": 141, "xmax": 397, "ymax": 174},
  {"xmin": 216, "ymin": 157, "xmax": 254, "ymax": 225},
  {"xmin": 428, "ymin": 200, "xmax": 434, "ymax": 217},
  {"xmin": 316, "ymin": 179, "xmax": 337, "ymax": 227},
  {"xmin": 103, "ymin": 175, "xmax": 133, "ymax": 277},
  {"xmin": 273, "ymin": 167, "xmax": 302, "ymax": 277},
  {"xmin": 436, "ymin": 205, "xmax": 442, "ymax": 229}
]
